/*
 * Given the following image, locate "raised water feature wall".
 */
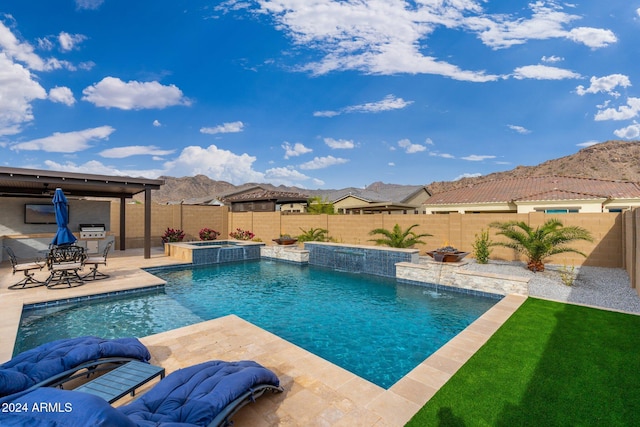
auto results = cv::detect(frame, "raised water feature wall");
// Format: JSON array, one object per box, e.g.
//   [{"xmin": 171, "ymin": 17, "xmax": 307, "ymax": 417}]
[
  {"xmin": 165, "ymin": 240, "xmax": 263, "ymax": 265},
  {"xmin": 304, "ymin": 242, "xmax": 419, "ymax": 278}
]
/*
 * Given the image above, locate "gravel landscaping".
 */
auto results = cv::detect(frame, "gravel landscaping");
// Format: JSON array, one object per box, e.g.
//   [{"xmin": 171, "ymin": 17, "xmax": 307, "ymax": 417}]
[{"xmin": 458, "ymin": 259, "xmax": 640, "ymax": 314}]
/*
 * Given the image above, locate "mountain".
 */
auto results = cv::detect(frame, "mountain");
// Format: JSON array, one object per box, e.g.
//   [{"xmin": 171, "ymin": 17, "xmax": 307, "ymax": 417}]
[
  {"xmin": 148, "ymin": 140, "xmax": 640, "ymax": 203},
  {"xmin": 425, "ymin": 139, "xmax": 640, "ymax": 195}
]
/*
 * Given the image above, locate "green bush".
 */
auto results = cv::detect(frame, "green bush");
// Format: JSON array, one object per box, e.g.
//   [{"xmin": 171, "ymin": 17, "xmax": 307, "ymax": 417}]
[{"xmin": 472, "ymin": 228, "xmax": 492, "ymax": 264}]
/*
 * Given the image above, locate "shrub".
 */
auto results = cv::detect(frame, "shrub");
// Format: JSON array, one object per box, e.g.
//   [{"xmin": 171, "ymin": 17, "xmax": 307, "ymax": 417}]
[
  {"xmin": 199, "ymin": 227, "xmax": 220, "ymax": 241},
  {"xmin": 229, "ymin": 228, "xmax": 255, "ymax": 240},
  {"xmin": 369, "ymin": 224, "xmax": 432, "ymax": 248},
  {"xmin": 297, "ymin": 227, "xmax": 330, "ymax": 242},
  {"xmin": 490, "ymin": 219, "xmax": 593, "ymax": 272},
  {"xmin": 161, "ymin": 227, "xmax": 185, "ymax": 243},
  {"xmin": 472, "ymin": 228, "xmax": 492, "ymax": 264}
]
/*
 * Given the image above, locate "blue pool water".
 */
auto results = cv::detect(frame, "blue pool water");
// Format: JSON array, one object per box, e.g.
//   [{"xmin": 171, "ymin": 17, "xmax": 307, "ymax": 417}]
[{"xmin": 16, "ymin": 261, "xmax": 499, "ymax": 388}]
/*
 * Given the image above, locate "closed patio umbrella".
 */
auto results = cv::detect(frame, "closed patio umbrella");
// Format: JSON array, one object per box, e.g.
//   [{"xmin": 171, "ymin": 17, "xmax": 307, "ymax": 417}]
[{"xmin": 51, "ymin": 188, "xmax": 77, "ymax": 246}]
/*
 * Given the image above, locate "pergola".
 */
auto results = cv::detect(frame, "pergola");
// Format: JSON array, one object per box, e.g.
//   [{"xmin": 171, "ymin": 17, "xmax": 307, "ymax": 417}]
[{"xmin": 0, "ymin": 167, "xmax": 163, "ymax": 259}]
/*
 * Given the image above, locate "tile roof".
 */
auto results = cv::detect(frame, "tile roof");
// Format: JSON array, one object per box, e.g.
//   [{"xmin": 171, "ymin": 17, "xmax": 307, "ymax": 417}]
[
  {"xmin": 425, "ymin": 176, "xmax": 640, "ymax": 205},
  {"xmin": 223, "ymin": 189, "xmax": 309, "ymax": 202}
]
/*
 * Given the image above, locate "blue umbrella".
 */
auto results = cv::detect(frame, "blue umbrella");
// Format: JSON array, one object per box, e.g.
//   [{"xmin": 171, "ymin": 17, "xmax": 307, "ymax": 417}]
[{"xmin": 51, "ymin": 188, "xmax": 77, "ymax": 246}]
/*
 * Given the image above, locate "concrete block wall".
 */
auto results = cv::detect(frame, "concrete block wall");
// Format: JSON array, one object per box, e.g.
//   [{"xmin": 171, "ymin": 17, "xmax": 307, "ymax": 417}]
[{"xmin": 106, "ymin": 203, "xmax": 629, "ymax": 270}]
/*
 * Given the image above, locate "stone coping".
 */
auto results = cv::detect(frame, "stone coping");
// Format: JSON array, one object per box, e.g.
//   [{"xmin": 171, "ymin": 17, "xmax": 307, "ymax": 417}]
[{"xmin": 0, "ymin": 248, "xmax": 527, "ymax": 425}]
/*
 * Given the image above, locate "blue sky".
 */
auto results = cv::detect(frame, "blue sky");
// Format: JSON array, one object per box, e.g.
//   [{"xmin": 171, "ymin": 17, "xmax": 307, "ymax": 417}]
[{"xmin": 1, "ymin": 1, "xmax": 639, "ymax": 190}]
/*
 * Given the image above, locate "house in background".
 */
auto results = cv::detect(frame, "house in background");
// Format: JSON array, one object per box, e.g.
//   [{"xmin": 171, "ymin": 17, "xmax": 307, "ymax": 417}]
[
  {"xmin": 422, "ymin": 176, "xmax": 640, "ymax": 214},
  {"xmin": 325, "ymin": 186, "xmax": 431, "ymax": 214},
  {"xmin": 223, "ymin": 187, "xmax": 309, "ymax": 213}
]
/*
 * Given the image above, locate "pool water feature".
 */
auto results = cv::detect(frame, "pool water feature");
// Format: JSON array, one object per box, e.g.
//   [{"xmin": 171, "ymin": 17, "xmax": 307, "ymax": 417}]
[
  {"xmin": 165, "ymin": 240, "xmax": 262, "ymax": 265},
  {"xmin": 16, "ymin": 261, "xmax": 500, "ymax": 389}
]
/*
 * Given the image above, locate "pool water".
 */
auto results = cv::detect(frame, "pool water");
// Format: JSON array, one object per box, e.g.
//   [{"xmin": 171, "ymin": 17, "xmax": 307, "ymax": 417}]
[{"xmin": 16, "ymin": 261, "xmax": 499, "ymax": 389}]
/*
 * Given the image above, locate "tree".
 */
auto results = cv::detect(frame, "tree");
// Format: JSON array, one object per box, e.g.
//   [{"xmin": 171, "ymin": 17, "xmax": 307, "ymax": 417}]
[
  {"xmin": 307, "ymin": 196, "xmax": 335, "ymax": 214},
  {"xmin": 490, "ymin": 219, "xmax": 593, "ymax": 272},
  {"xmin": 369, "ymin": 223, "xmax": 432, "ymax": 248}
]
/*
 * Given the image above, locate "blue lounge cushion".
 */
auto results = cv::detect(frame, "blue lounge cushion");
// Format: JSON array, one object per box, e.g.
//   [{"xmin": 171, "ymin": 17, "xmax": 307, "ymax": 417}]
[
  {"xmin": 119, "ymin": 360, "xmax": 281, "ymax": 426},
  {"xmin": 0, "ymin": 336, "xmax": 150, "ymax": 397},
  {"xmin": 0, "ymin": 360, "xmax": 281, "ymax": 427}
]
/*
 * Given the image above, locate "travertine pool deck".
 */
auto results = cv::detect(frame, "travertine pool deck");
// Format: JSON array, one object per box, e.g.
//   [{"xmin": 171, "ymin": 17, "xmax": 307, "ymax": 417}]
[{"xmin": 0, "ymin": 248, "xmax": 526, "ymax": 426}]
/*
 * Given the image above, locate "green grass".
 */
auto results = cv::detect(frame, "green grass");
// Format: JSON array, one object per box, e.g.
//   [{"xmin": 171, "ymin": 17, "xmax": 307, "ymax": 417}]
[{"xmin": 406, "ymin": 298, "xmax": 640, "ymax": 426}]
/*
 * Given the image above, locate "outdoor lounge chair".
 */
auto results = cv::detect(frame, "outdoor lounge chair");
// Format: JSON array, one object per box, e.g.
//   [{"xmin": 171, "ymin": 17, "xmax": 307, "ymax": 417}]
[
  {"xmin": 82, "ymin": 241, "xmax": 113, "ymax": 280},
  {"xmin": 0, "ymin": 360, "xmax": 283, "ymax": 427},
  {"xmin": 3, "ymin": 246, "xmax": 46, "ymax": 289},
  {"xmin": 0, "ymin": 336, "xmax": 151, "ymax": 398}
]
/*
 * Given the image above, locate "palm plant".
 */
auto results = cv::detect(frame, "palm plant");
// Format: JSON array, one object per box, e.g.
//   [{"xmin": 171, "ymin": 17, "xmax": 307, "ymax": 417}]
[
  {"xmin": 297, "ymin": 227, "xmax": 330, "ymax": 242},
  {"xmin": 490, "ymin": 219, "xmax": 593, "ymax": 272},
  {"xmin": 369, "ymin": 223, "xmax": 432, "ymax": 248}
]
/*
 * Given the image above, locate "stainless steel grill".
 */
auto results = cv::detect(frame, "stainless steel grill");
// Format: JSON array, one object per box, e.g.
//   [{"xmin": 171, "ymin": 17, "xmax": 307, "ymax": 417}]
[{"xmin": 79, "ymin": 224, "xmax": 106, "ymax": 239}]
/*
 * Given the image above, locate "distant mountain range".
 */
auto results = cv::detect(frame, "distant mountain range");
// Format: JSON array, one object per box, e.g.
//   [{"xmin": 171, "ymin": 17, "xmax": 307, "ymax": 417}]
[{"xmin": 149, "ymin": 140, "xmax": 640, "ymax": 204}]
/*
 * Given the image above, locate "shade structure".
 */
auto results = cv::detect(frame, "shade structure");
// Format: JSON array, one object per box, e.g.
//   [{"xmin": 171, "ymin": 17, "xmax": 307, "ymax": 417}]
[{"xmin": 51, "ymin": 188, "xmax": 77, "ymax": 246}]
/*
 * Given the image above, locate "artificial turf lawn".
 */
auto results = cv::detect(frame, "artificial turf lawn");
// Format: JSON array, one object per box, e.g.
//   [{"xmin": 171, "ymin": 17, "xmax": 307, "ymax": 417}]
[{"xmin": 405, "ymin": 297, "xmax": 640, "ymax": 426}]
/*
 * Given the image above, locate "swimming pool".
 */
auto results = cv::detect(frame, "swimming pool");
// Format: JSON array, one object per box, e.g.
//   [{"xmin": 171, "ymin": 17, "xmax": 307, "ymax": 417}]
[{"xmin": 16, "ymin": 260, "xmax": 499, "ymax": 389}]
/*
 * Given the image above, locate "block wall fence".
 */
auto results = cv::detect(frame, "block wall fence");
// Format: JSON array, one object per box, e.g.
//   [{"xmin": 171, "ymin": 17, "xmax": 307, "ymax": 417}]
[{"xmin": 110, "ymin": 202, "xmax": 638, "ymax": 293}]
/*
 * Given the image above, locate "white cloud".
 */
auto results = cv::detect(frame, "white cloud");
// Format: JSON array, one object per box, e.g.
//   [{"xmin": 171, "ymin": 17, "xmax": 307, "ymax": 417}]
[
  {"xmin": 468, "ymin": 2, "xmax": 616, "ymax": 50},
  {"xmin": 100, "ymin": 145, "xmax": 176, "ymax": 158},
  {"xmin": 264, "ymin": 166, "xmax": 311, "ymax": 186},
  {"xmin": 313, "ymin": 110, "xmax": 339, "ymax": 118},
  {"xmin": 314, "ymin": 95, "xmax": 412, "ymax": 117},
  {"xmin": 282, "ymin": 141, "xmax": 312, "ymax": 159},
  {"xmin": 82, "ymin": 77, "xmax": 191, "ymax": 110},
  {"xmin": 429, "ymin": 152, "xmax": 455, "ymax": 159},
  {"xmin": 245, "ymin": 0, "xmax": 498, "ymax": 81},
  {"xmin": 163, "ymin": 144, "xmax": 265, "ymax": 184},
  {"xmin": 454, "ymin": 172, "xmax": 482, "ymax": 180},
  {"xmin": 58, "ymin": 32, "xmax": 87, "ymax": 51},
  {"xmin": 299, "ymin": 155, "xmax": 349, "ymax": 170},
  {"xmin": 0, "ymin": 20, "xmax": 46, "ymax": 71},
  {"xmin": 613, "ymin": 122, "xmax": 640, "ymax": 139},
  {"xmin": 388, "ymin": 162, "xmax": 395, "ymax": 167},
  {"xmin": 461, "ymin": 154, "xmax": 496, "ymax": 161},
  {"xmin": 507, "ymin": 124, "xmax": 531, "ymax": 134},
  {"xmin": 594, "ymin": 97, "xmax": 640, "ymax": 121},
  {"xmin": 567, "ymin": 27, "xmax": 617, "ymax": 49},
  {"xmin": 75, "ymin": 0, "xmax": 104, "ymax": 10},
  {"xmin": 48, "ymin": 86, "xmax": 75, "ymax": 106},
  {"xmin": 200, "ymin": 121, "xmax": 244, "ymax": 134},
  {"xmin": 576, "ymin": 140, "xmax": 600, "ymax": 147},
  {"xmin": 541, "ymin": 55, "xmax": 563, "ymax": 63},
  {"xmin": 397, "ymin": 138, "xmax": 426, "ymax": 154},
  {"xmin": 0, "ymin": 53, "xmax": 47, "ymax": 135},
  {"xmin": 513, "ymin": 65, "xmax": 581, "ymax": 80},
  {"xmin": 324, "ymin": 138, "xmax": 354, "ymax": 149},
  {"xmin": 153, "ymin": 120, "xmax": 161, "ymax": 127},
  {"xmin": 576, "ymin": 74, "xmax": 631, "ymax": 97},
  {"xmin": 344, "ymin": 95, "xmax": 413, "ymax": 114},
  {"xmin": 10, "ymin": 126, "xmax": 115, "ymax": 153}
]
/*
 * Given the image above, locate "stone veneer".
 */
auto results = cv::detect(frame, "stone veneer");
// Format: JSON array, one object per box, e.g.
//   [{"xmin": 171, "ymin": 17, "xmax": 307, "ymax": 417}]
[
  {"xmin": 396, "ymin": 259, "xmax": 529, "ymax": 296},
  {"xmin": 260, "ymin": 245, "xmax": 309, "ymax": 263}
]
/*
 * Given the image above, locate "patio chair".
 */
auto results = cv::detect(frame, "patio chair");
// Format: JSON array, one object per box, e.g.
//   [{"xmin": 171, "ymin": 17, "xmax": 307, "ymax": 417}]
[
  {"xmin": 0, "ymin": 360, "xmax": 283, "ymax": 427},
  {"xmin": 45, "ymin": 244, "xmax": 87, "ymax": 289},
  {"xmin": 0, "ymin": 336, "xmax": 151, "ymax": 398},
  {"xmin": 3, "ymin": 246, "xmax": 46, "ymax": 289},
  {"xmin": 82, "ymin": 241, "xmax": 113, "ymax": 280}
]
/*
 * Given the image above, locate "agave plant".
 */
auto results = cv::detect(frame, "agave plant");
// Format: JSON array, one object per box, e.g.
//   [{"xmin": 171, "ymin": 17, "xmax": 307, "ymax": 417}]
[
  {"xmin": 490, "ymin": 219, "xmax": 593, "ymax": 272},
  {"xmin": 369, "ymin": 224, "xmax": 432, "ymax": 248}
]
